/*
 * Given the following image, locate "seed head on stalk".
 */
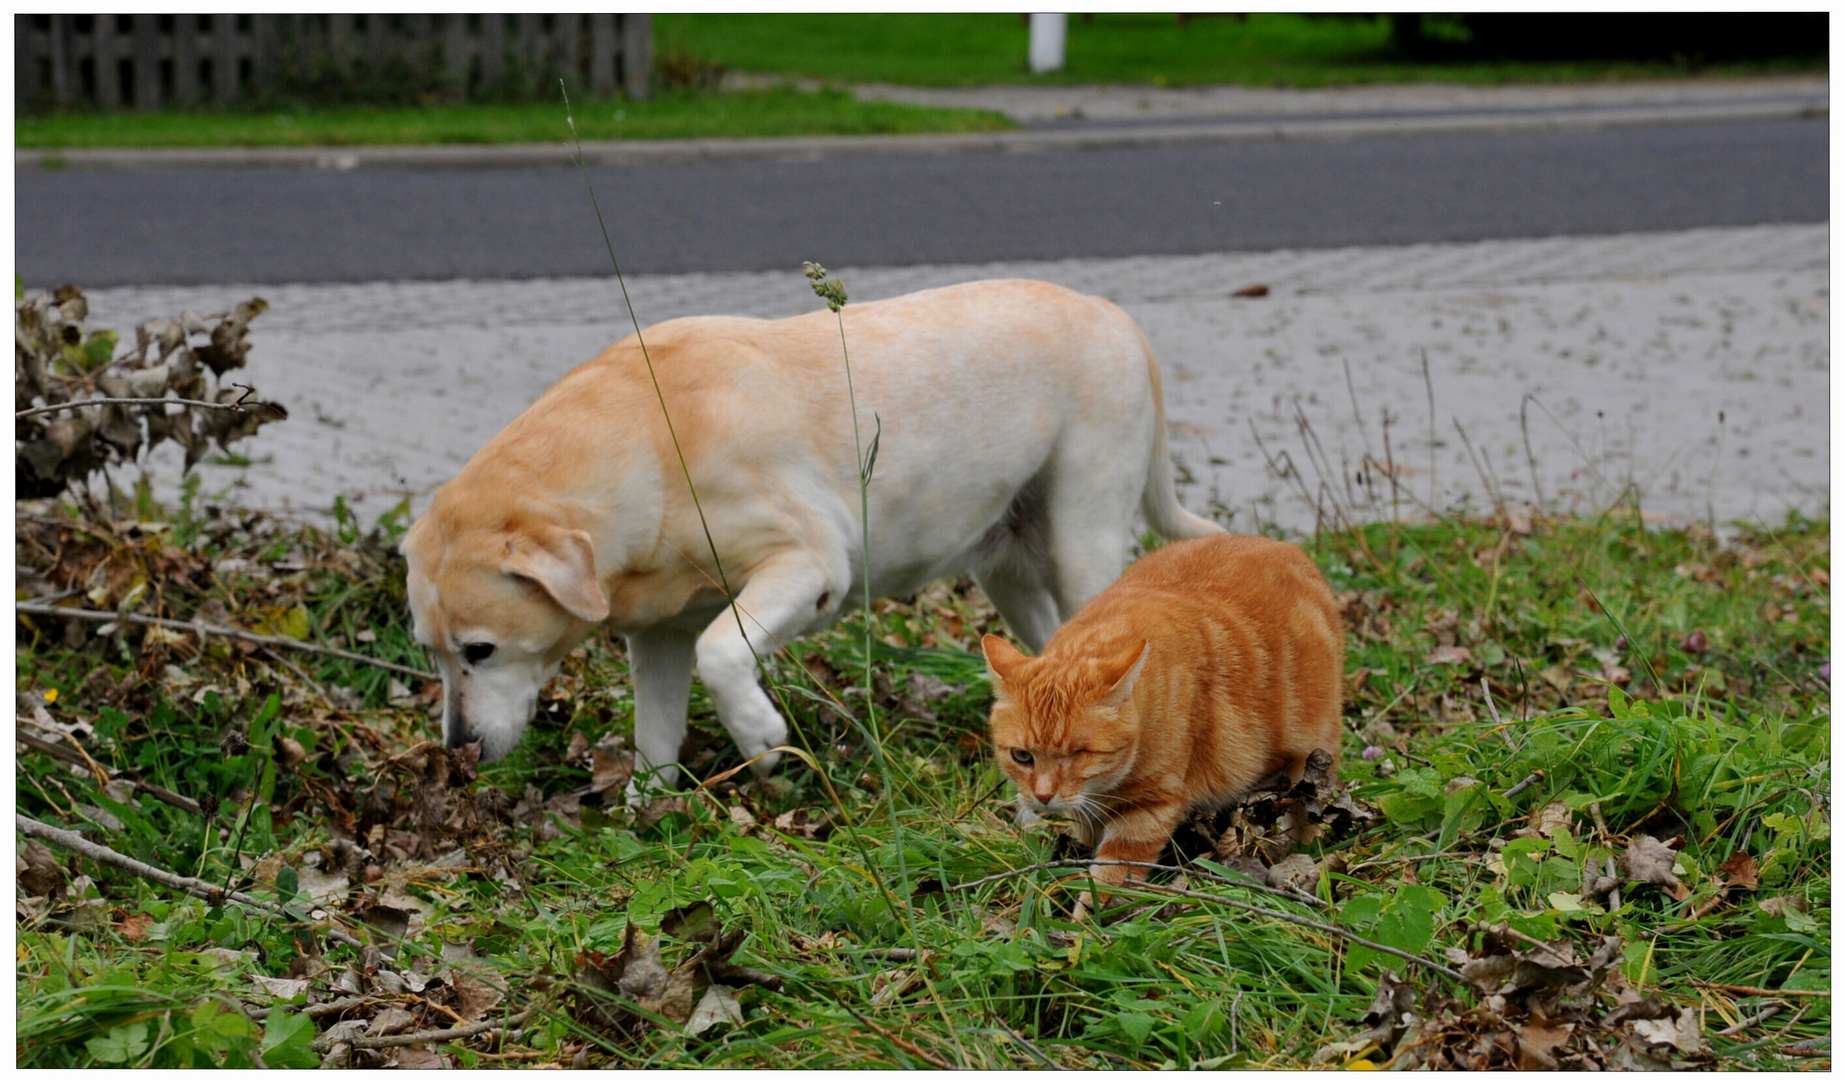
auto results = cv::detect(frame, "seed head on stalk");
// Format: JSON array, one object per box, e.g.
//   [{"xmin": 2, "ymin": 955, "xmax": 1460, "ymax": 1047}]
[{"xmin": 803, "ymin": 261, "xmax": 848, "ymax": 313}]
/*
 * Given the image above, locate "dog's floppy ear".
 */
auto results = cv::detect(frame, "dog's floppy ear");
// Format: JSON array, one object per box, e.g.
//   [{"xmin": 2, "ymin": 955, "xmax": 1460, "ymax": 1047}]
[{"xmin": 503, "ymin": 525, "xmax": 609, "ymax": 623}]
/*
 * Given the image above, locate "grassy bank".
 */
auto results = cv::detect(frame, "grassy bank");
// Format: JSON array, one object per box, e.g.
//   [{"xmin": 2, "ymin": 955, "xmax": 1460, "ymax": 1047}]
[
  {"xmin": 659, "ymin": 12, "xmax": 1827, "ymax": 88},
  {"xmin": 14, "ymin": 87, "xmax": 1014, "ymax": 150},
  {"xmin": 15, "ymin": 491, "xmax": 1829, "ymax": 1067}
]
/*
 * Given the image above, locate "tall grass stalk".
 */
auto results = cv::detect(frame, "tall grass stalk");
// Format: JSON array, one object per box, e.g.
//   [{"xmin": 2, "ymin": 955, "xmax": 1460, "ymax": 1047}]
[{"xmin": 801, "ymin": 262, "xmax": 964, "ymax": 1059}]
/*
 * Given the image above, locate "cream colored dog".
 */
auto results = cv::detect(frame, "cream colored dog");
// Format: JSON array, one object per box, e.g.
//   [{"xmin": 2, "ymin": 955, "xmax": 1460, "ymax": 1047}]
[{"xmin": 402, "ymin": 280, "xmax": 1222, "ymax": 783}]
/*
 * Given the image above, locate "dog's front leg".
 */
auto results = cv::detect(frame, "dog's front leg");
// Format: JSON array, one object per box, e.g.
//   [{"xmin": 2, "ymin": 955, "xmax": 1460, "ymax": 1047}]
[
  {"xmin": 695, "ymin": 553, "xmax": 839, "ymax": 776},
  {"xmin": 626, "ymin": 625, "xmax": 698, "ymax": 795}
]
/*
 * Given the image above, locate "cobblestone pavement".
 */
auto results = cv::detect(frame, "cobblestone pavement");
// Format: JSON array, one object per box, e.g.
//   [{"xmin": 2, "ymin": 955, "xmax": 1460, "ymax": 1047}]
[{"xmin": 86, "ymin": 223, "xmax": 1828, "ymax": 535}]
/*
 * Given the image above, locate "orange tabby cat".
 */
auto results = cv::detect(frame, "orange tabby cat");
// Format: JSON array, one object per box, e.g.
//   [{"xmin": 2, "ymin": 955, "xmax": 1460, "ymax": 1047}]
[{"xmin": 983, "ymin": 534, "xmax": 1344, "ymax": 903}]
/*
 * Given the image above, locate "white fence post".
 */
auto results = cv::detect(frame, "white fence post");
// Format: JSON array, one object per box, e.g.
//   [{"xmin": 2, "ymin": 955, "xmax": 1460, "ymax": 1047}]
[{"xmin": 1028, "ymin": 13, "xmax": 1066, "ymax": 74}]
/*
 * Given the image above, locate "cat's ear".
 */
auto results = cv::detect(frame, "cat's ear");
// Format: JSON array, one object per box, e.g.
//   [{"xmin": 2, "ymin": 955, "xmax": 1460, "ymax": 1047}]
[
  {"xmin": 1097, "ymin": 641, "xmax": 1151, "ymax": 710},
  {"xmin": 981, "ymin": 634, "xmax": 1027, "ymax": 694}
]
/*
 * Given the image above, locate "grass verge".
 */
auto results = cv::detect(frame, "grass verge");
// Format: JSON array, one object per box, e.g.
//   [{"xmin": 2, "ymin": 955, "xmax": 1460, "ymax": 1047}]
[
  {"xmin": 14, "ymin": 87, "xmax": 1014, "ymax": 150},
  {"xmin": 15, "ymin": 491, "xmax": 1829, "ymax": 1068},
  {"xmin": 659, "ymin": 12, "xmax": 1827, "ymax": 88}
]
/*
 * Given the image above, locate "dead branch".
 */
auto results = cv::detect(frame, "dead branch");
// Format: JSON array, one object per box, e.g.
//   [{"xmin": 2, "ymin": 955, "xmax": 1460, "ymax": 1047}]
[
  {"xmin": 950, "ymin": 859, "xmax": 1460, "ymax": 982},
  {"xmin": 1502, "ymin": 770, "xmax": 1545, "ymax": 800},
  {"xmin": 15, "ymin": 391, "xmax": 282, "ymax": 422},
  {"xmin": 1695, "ymin": 981, "xmax": 1831, "ymax": 998},
  {"xmin": 311, "ymin": 1011, "xmax": 530, "ymax": 1053},
  {"xmin": 1713, "ymin": 1002, "xmax": 1784, "ymax": 1038},
  {"xmin": 15, "ymin": 813, "xmax": 364, "ymax": 951},
  {"xmin": 1117, "ymin": 878, "xmax": 1466, "ymax": 983},
  {"xmin": 15, "ymin": 729, "xmax": 203, "ymax": 814},
  {"xmin": 13, "ymin": 600, "xmax": 429, "ymax": 679}
]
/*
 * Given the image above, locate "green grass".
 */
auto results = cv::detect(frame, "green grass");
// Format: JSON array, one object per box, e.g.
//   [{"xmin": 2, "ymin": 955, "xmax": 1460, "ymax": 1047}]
[
  {"xmin": 14, "ymin": 87, "xmax": 1014, "ymax": 150},
  {"xmin": 15, "ymin": 486, "xmax": 1830, "ymax": 1067},
  {"xmin": 659, "ymin": 12, "xmax": 1826, "ymax": 88}
]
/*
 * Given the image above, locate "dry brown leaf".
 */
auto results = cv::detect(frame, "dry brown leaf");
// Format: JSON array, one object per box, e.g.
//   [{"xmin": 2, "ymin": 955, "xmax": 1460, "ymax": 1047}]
[
  {"xmin": 588, "ymin": 736, "xmax": 634, "ymax": 797},
  {"xmin": 683, "ymin": 984, "xmax": 744, "ymax": 1038},
  {"xmin": 1527, "ymin": 800, "xmax": 1573, "ymax": 838},
  {"xmin": 17, "ymin": 841, "xmax": 67, "ymax": 898},
  {"xmin": 366, "ymin": 1005, "xmax": 417, "ymax": 1037},
  {"xmin": 449, "ymin": 970, "xmax": 506, "ymax": 1021},
  {"xmin": 1265, "ymin": 853, "xmax": 1319, "ymax": 895},
  {"xmin": 1718, "ymin": 850, "xmax": 1759, "ymax": 889},
  {"xmin": 389, "ymin": 1046, "xmax": 449, "ymax": 1069},
  {"xmin": 117, "ymin": 910, "xmax": 156, "ymax": 942},
  {"xmin": 250, "ymin": 974, "xmax": 311, "ymax": 1000},
  {"xmin": 1425, "ymin": 644, "xmax": 1475, "ymax": 667},
  {"xmin": 1757, "ymin": 895, "xmax": 1809, "ymax": 918},
  {"xmin": 1516, "ymin": 1018, "xmax": 1575, "ymax": 1070},
  {"xmin": 1623, "ymin": 835, "xmax": 1691, "ymax": 900}
]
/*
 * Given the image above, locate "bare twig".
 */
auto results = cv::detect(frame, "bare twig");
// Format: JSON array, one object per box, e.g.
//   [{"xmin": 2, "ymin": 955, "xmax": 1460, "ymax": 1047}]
[
  {"xmin": 261, "ymin": 645, "xmax": 333, "ymax": 705},
  {"xmin": 15, "ymin": 729, "xmax": 203, "ymax": 814},
  {"xmin": 951, "ymin": 860, "xmax": 1458, "ymax": 982},
  {"xmin": 1519, "ymin": 395, "xmax": 1546, "ymax": 511},
  {"xmin": 1421, "ymin": 349, "xmax": 1436, "ymax": 509},
  {"xmin": 994, "ymin": 1018, "xmax": 1067, "ymax": 1070},
  {"xmin": 1478, "ymin": 676, "xmax": 1519, "ymax": 751},
  {"xmin": 13, "ymin": 600, "xmax": 428, "ymax": 679},
  {"xmin": 312, "ymin": 1011, "xmax": 529, "ymax": 1053},
  {"xmin": 250, "ymin": 996, "xmax": 396, "ymax": 1022},
  {"xmin": 15, "ymin": 389, "xmax": 281, "ymax": 422},
  {"xmin": 1695, "ymin": 981, "xmax": 1831, "ymax": 999},
  {"xmin": 1119, "ymin": 878, "xmax": 1464, "ymax": 983},
  {"xmin": 1714, "ymin": 1003, "xmax": 1785, "ymax": 1038},
  {"xmin": 948, "ymin": 857, "xmax": 1329, "ymax": 908},
  {"xmin": 1502, "ymin": 771, "xmax": 1545, "ymax": 801},
  {"xmin": 15, "ymin": 813, "xmax": 365, "ymax": 950}
]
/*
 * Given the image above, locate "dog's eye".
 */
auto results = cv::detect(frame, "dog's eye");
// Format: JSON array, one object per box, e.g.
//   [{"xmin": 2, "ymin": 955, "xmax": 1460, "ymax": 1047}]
[
  {"xmin": 462, "ymin": 642, "xmax": 496, "ymax": 666},
  {"xmin": 1010, "ymin": 748, "xmax": 1034, "ymax": 766}
]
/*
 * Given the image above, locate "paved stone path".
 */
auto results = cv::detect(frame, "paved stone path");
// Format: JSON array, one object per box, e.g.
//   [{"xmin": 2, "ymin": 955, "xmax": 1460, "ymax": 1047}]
[{"xmin": 86, "ymin": 222, "xmax": 1827, "ymax": 535}]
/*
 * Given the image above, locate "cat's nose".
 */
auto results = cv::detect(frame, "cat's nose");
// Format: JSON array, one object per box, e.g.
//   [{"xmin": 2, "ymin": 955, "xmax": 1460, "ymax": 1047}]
[{"xmin": 1033, "ymin": 786, "xmax": 1055, "ymax": 805}]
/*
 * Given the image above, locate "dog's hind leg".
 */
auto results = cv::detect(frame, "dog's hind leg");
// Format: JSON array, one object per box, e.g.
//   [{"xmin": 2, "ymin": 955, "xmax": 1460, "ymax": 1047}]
[
  {"xmin": 627, "ymin": 625, "xmax": 698, "ymax": 794},
  {"xmin": 973, "ymin": 562, "xmax": 1061, "ymax": 655},
  {"xmin": 695, "ymin": 552, "xmax": 841, "ymax": 776}
]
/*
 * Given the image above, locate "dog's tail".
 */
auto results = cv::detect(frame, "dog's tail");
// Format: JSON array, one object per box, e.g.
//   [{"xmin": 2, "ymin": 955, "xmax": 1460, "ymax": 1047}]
[{"xmin": 1137, "ymin": 328, "xmax": 1226, "ymax": 542}]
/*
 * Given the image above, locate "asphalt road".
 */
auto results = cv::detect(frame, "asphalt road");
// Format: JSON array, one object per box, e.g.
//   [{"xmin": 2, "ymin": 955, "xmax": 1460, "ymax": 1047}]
[{"xmin": 17, "ymin": 117, "xmax": 1827, "ymax": 287}]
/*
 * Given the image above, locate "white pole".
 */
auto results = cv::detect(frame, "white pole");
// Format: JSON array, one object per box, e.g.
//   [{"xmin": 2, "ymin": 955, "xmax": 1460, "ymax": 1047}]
[{"xmin": 1028, "ymin": 13, "xmax": 1067, "ymax": 74}]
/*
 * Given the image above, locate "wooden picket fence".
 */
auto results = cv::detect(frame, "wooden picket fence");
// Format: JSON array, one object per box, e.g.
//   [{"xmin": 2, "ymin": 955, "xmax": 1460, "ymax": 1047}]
[{"xmin": 15, "ymin": 13, "xmax": 653, "ymax": 111}]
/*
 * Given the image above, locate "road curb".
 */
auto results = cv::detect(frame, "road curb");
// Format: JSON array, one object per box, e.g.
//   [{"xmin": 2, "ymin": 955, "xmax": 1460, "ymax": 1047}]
[{"xmin": 16, "ymin": 97, "xmax": 1825, "ymax": 172}]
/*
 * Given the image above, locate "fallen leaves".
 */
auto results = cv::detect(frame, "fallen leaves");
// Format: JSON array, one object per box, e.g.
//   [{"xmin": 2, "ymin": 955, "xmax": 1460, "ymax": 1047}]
[
  {"xmin": 572, "ymin": 901, "xmax": 781, "ymax": 1042},
  {"xmin": 1178, "ymin": 748, "xmax": 1376, "ymax": 875},
  {"xmin": 1328, "ymin": 927, "xmax": 1712, "ymax": 1070}
]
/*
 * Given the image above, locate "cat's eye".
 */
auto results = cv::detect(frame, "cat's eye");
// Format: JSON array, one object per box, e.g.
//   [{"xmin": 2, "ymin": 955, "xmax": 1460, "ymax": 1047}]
[
  {"xmin": 463, "ymin": 642, "xmax": 496, "ymax": 665},
  {"xmin": 1010, "ymin": 748, "xmax": 1034, "ymax": 766}
]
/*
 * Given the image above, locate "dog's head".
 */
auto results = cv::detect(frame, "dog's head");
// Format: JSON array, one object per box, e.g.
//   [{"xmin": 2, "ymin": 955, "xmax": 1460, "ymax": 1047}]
[{"xmin": 402, "ymin": 505, "xmax": 608, "ymax": 762}]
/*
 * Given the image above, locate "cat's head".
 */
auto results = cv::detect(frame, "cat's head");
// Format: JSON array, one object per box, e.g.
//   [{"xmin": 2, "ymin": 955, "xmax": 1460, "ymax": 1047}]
[{"xmin": 982, "ymin": 633, "xmax": 1151, "ymax": 819}]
